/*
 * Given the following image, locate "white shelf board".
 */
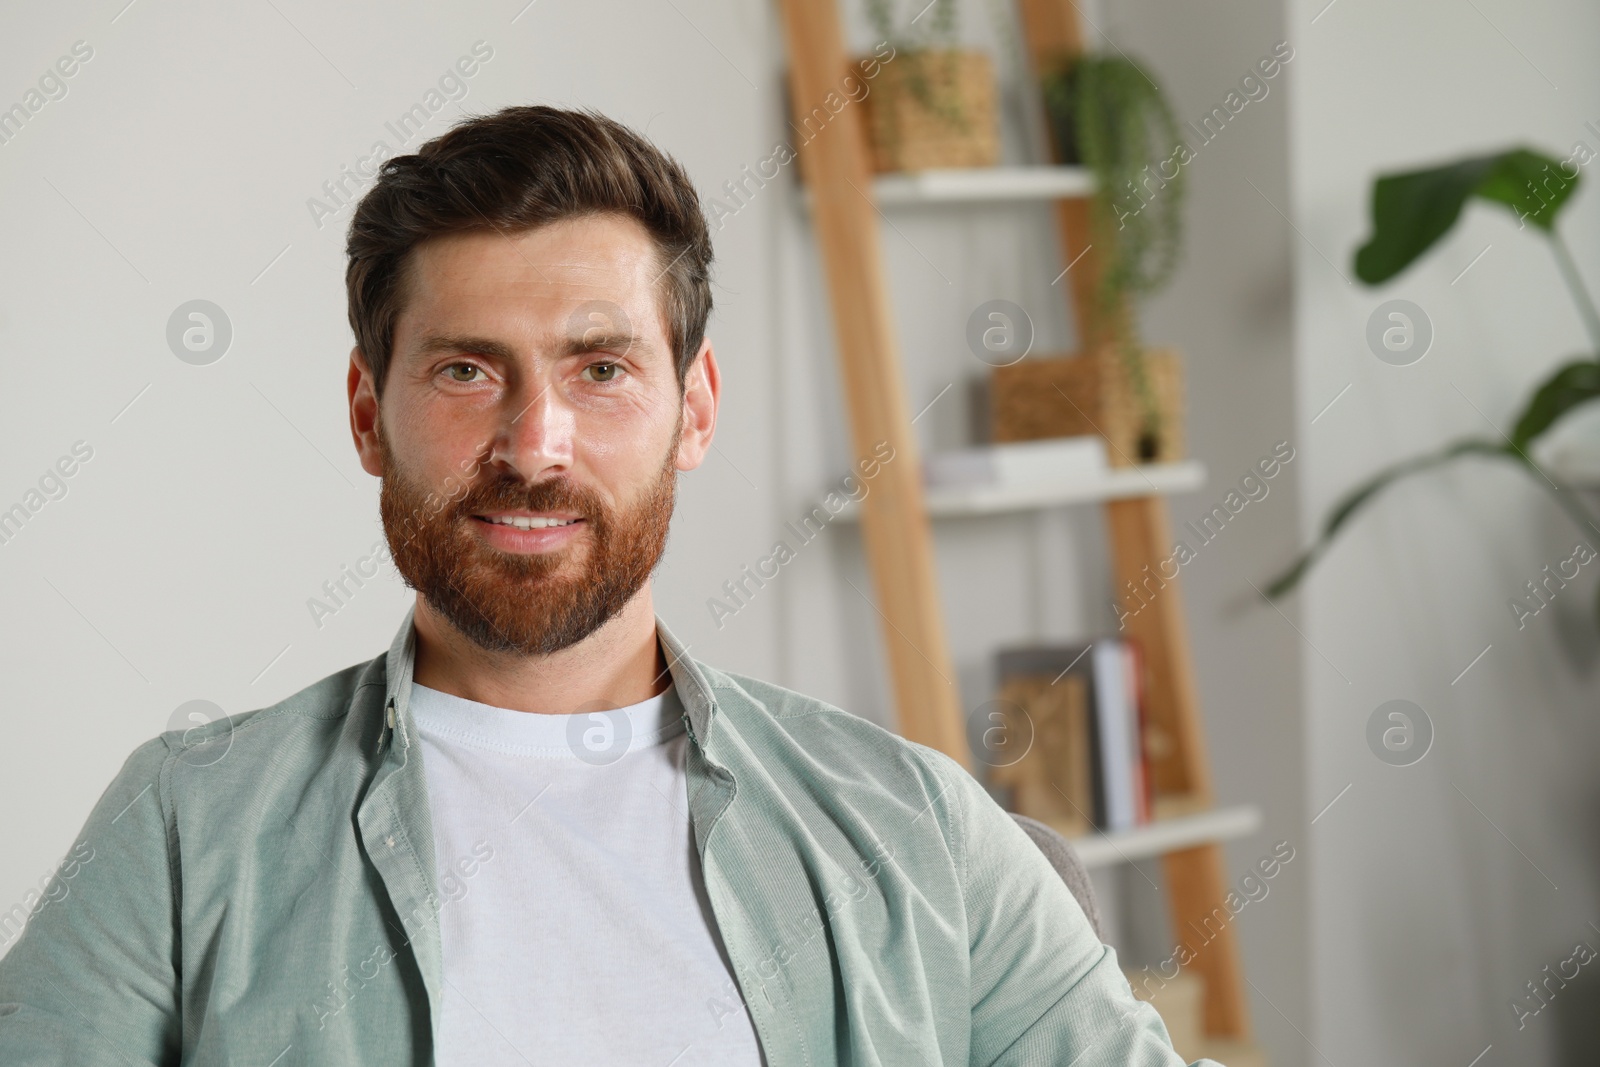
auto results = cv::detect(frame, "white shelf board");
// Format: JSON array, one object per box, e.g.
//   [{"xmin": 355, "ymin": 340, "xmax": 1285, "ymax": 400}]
[
  {"xmin": 875, "ymin": 165, "xmax": 1095, "ymax": 204},
  {"xmin": 1066, "ymin": 804, "xmax": 1263, "ymax": 870},
  {"xmin": 835, "ymin": 459, "xmax": 1205, "ymax": 520},
  {"xmin": 800, "ymin": 165, "xmax": 1096, "ymax": 207}
]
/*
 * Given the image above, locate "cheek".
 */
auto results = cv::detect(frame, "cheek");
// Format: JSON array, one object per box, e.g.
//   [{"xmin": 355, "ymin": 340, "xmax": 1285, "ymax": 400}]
[
  {"xmin": 573, "ymin": 400, "xmax": 679, "ymax": 492},
  {"xmin": 391, "ymin": 396, "xmax": 497, "ymax": 479},
  {"xmin": 576, "ymin": 382, "xmax": 675, "ymax": 449}
]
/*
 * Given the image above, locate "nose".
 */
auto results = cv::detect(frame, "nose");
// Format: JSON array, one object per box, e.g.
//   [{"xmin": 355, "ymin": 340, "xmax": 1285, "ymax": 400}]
[{"xmin": 487, "ymin": 379, "xmax": 575, "ymax": 481}]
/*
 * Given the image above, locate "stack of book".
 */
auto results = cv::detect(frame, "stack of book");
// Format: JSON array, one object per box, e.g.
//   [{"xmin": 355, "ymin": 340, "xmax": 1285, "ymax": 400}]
[
  {"xmin": 921, "ymin": 435, "xmax": 1108, "ymax": 490},
  {"xmin": 988, "ymin": 637, "xmax": 1153, "ymax": 836}
]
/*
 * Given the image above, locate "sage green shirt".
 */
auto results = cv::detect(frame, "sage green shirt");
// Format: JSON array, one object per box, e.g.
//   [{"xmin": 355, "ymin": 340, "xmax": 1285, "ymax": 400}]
[{"xmin": 0, "ymin": 607, "xmax": 1219, "ymax": 1065}]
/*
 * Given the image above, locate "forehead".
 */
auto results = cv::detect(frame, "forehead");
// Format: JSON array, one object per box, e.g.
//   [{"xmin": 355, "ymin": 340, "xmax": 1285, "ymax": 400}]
[{"xmin": 395, "ymin": 213, "xmax": 669, "ymax": 344}]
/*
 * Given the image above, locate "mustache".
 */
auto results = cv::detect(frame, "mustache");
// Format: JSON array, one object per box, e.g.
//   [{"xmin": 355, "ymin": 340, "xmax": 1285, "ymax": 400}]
[{"xmin": 452, "ymin": 474, "xmax": 603, "ymax": 521}]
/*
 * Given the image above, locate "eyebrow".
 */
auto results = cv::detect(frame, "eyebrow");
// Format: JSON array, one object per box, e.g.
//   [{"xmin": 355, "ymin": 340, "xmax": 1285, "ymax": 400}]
[
  {"xmin": 416, "ymin": 334, "xmax": 519, "ymax": 362},
  {"xmin": 413, "ymin": 331, "xmax": 646, "ymax": 361}
]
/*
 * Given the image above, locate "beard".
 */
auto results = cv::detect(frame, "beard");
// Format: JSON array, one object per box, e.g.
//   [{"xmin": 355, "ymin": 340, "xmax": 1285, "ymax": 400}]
[{"xmin": 378, "ymin": 425, "xmax": 679, "ymax": 656}]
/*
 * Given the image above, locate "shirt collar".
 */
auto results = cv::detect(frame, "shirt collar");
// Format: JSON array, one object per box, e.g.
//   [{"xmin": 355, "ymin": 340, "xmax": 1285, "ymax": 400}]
[{"xmin": 379, "ymin": 601, "xmax": 720, "ymax": 754}]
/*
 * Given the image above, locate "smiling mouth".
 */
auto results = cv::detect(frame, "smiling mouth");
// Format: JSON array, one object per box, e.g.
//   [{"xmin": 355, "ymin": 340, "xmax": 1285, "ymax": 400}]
[{"xmin": 475, "ymin": 515, "xmax": 583, "ymax": 530}]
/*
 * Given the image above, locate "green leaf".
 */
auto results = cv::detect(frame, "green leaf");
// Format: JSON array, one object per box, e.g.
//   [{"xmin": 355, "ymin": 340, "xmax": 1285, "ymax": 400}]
[
  {"xmin": 1354, "ymin": 148, "xmax": 1579, "ymax": 285},
  {"xmin": 1509, "ymin": 358, "xmax": 1600, "ymax": 452},
  {"xmin": 1263, "ymin": 438, "xmax": 1512, "ymax": 598}
]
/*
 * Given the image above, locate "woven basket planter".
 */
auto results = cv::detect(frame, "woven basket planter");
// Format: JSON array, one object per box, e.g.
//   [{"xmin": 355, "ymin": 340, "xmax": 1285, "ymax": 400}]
[
  {"xmin": 858, "ymin": 49, "xmax": 999, "ymax": 172},
  {"xmin": 990, "ymin": 347, "xmax": 1185, "ymax": 467}
]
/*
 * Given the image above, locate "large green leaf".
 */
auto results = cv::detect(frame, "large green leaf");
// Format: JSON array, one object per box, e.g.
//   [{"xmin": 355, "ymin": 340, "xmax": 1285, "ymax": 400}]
[
  {"xmin": 1354, "ymin": 148, "xmax": 1580, "ymax": 284},
  {"xmin": 1510, "ymin": 358, "xmax": 1600, "ymax": 451}
]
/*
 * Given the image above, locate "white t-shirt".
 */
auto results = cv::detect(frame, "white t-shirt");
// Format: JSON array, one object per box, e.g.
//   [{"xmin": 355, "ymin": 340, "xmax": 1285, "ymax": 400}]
[{"xmin": 409, "ymin": 680, "xmax": 766, "ymax": 1066}]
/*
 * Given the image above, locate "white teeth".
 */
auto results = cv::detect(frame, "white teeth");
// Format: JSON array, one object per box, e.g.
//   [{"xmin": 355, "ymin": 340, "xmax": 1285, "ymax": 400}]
[{"xmin": 485, "ymin": 516, "xmax": 578, "ymax": 530}]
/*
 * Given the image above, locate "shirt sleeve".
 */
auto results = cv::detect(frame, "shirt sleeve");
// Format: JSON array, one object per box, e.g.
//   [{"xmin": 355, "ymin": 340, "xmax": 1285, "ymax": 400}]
[
  {"xmin": 0, "ymin": 736, "xmax": 182, "ymax": 1066},
  {"xmin": 918, "ymin": 745, "xmax": 1225, "ymax": 1067}
]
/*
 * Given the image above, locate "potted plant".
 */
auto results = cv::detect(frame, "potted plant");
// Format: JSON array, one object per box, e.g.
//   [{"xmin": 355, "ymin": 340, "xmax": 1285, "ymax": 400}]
[
  {"xmin": 1008, "ymin": 53, "xmax": 1187, "ymax": 463},
  {"xmin": 858, "ymin": 0, "xmax": 999, "ymax": 171},
  {"xmin": 1265, "ymin": 147, "xmax": 1600, "ymax": 627}
]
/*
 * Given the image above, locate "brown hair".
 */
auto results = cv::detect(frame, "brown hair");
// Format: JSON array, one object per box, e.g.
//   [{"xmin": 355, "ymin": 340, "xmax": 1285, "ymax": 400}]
[{"xmin": 346, "ymin": 105, "xmax": 713, "ymax": 395}]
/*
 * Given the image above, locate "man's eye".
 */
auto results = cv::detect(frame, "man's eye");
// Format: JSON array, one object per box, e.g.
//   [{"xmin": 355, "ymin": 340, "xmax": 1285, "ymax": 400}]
[
  {"xmin": 583, "ymin": 362, "xmax": 621, "ymax": 383},
  {"xmin": 446, "ymin": 363, "xmax": 483, "ymax": 383}
]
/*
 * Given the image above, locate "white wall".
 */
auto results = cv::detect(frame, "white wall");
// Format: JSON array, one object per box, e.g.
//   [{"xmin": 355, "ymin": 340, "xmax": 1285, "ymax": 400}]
[
  {"xmin": 0, "ymin": 0, "xmax": 1309, "ymax": 1062},
  {"xmin": 1287, "ymin": 0, "xmax": 1600, "ymax": 1062},
  {"xmin": 0, "ymin": 0, "xmax": 782, "ymax": 936}
]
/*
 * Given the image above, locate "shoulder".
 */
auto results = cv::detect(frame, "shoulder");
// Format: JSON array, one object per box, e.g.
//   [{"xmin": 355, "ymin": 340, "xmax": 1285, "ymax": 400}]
[
  {"xmin": 705, "ymin": 665, "xmax": 953, "ymax": 771},
  {"xmin": 699, "ymin": 664, "xmax": 987, "ymax": 860},
  {"xmin": 146, "ymin": 655, "xmax": 383, "ymax": 796}
]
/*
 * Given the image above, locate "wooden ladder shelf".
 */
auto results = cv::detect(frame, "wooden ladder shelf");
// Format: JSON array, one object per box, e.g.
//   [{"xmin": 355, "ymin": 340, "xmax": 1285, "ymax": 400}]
[{"xmin": 777, "ymin": 0, "xmax": 1256, "ymax": 1051}]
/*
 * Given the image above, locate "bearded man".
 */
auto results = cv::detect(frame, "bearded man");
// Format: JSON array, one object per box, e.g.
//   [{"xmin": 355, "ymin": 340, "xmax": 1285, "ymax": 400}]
[{"xmin": 0, "ymin": 105, "xmax": 1218, "ymax": 1067}]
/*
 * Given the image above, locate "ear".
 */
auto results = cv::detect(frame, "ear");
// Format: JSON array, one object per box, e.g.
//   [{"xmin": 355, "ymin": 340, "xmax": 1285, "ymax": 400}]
[
  {"xmin": 674, "ymin": 338, "xmax": 719, "ymax": 472},
  {"xmin": 348, "ymin": 346, "xmax": 385, "ymax": 478}
]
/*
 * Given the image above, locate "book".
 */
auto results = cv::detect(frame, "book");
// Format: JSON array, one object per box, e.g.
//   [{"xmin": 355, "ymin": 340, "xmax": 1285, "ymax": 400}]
[
  {"xmin": 988, "ymin": 673, "xmax": 1093, "ymax": 835},
  {"xmin": 1123, "ymin": 639, "xmax": 1152, "ymax": 825},
  {"xmin": 1092, "ymin": 642, "xmax": 1137, "ymax": 832},
  {"xmin": 996, "ymin": 642, "xmax": 1101, "ymax": 827},
  {"xmin": 996, "ymin": 636, "xmax": 1153, "ymax": 833},
  {"xmin": 922, "ymin": 435, "xmax": 1108, "ymax": 490}
]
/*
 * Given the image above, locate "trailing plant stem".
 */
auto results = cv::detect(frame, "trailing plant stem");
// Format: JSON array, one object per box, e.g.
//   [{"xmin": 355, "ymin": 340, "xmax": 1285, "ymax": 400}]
[
  {"xmin": 1514, "ymin": 452, "xmax": 1600, "ymax": 541},
  {"xmin": 1266, "ymin": 441, "xmax": 1600, "ymax": 600},
  {"xmin": 1547, "ymin": 230, "xmax": 1600, "ymax": 357}
]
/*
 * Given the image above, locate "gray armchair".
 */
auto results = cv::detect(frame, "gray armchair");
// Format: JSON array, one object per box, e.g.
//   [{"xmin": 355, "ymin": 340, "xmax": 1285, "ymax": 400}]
[{"xmin": 1010, "ymin": 813, "xmax": 1104, "ymax": 941}]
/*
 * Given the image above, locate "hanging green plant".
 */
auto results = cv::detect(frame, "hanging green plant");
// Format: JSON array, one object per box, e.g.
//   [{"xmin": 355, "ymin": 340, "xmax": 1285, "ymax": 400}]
[{"xmin": 1042, "ymin": 54, "xmax": 1187, "ymax": 459}]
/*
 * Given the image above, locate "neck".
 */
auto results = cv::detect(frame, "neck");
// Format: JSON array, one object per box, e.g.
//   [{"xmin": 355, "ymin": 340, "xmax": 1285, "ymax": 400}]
[{"xmin": 410, "ymin": 585, "xmax": 669, "ymax": 715}]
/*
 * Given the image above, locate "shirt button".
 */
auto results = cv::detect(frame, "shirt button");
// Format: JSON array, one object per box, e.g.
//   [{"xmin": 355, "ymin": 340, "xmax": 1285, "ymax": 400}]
[{"xmin": 386, "ymin": 835, "xmax": 396, "ymax": 849}]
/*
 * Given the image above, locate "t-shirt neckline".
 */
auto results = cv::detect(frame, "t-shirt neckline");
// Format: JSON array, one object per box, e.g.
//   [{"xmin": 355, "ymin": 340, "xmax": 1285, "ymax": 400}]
[{"xmin": 408, "ymin": 681, "xmax": 685, "ymax": 759}]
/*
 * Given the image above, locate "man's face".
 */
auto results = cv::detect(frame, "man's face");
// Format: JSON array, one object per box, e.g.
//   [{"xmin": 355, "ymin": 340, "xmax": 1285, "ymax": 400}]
[{"xmin": 349, "ymin": 213, "xmax": 715, "ymax": 656}]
